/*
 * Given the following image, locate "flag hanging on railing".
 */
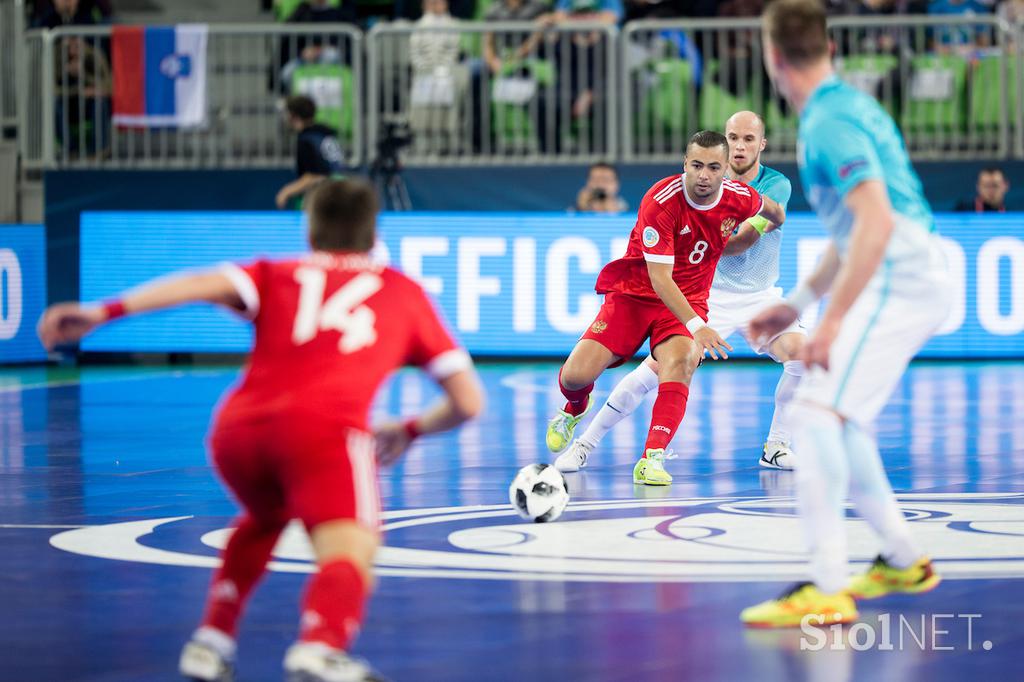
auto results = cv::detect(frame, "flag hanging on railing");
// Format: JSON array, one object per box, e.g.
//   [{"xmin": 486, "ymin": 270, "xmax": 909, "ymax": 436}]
[{"xmin": 112, "ymin": 24, "xmax": 208, "ymax": 128}]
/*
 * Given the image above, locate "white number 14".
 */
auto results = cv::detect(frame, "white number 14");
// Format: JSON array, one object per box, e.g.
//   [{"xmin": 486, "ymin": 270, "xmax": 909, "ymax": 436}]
[{"xmin": 292, "ymin": 267, "xmax": 383, "ymax": 354}]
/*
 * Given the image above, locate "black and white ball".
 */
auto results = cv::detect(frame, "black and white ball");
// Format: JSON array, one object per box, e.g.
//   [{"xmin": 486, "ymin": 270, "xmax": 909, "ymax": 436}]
[{"xmin": 509, "ymin": 463, "xmax": 570, "ymax": 523}]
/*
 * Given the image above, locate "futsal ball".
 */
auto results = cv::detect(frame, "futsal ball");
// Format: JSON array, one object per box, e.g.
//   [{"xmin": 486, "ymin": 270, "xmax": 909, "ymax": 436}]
[{"xmin": 509, "ymin": 463, "xmax": 570, "ymax": 523}]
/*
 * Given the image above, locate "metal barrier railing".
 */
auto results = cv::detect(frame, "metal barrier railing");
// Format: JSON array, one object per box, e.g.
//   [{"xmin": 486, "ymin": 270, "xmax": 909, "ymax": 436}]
[
  {"xmin": 621, "ymin": 18, "xmax": 793, "ymax": 163},
  {"xmin": 367, "ymin": 21, "xmax": 617, "ymax": 166},
  {"xmin": 0, "ymin": 0, "xmax": 25, "ymax": 130},
  {"xmin": 13, "ymin": 17, "xmax": 1024, "ymax": 168},
  {"xmin": 21, "ymin": 23, "xmax": 363, "ymax": 169},
  {"xmin": 623, "ymin": 15, "xmax": 1019, "ymax": 162},
  {"xmin": 1017, "ymin": 21, "xmax": 1024, "ymax": 159}
]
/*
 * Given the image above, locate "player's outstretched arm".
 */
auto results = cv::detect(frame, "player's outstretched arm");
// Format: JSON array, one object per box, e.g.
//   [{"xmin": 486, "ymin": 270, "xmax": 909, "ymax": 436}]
[
  {"xmin": 646, "ymin": 260, "xmax": 732, "ymax": 360},
  {"xmin": 817, "ymin": 180, "xmax": 893, "ymax": 327},
  {"xmin": 722, "ymin": 223, "xmax": 762, "ymax": 255},
  {"xmin": 757, "ymin": 196, "xmax": 786, "ymax": 228},
  {"xmin": 748, "ymin": 243, "xmax": 840, "ymax": 347},
  {"xmin": 375, "ymin": 368, "xmax": 484, "ymax": 466},
  {"xmin": 37, "ymin": 271, "xmax": 244, "ymax": 350}
]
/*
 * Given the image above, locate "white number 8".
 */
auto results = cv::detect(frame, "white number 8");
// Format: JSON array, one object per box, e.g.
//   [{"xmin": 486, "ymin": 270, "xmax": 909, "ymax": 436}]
[
  {"xmin": 688, "ymin": 240, "xmax": 709, "ymax": 264},
  {"xmin": 292, "ymin": 267, "xmax": 383, "ymax": 354}
]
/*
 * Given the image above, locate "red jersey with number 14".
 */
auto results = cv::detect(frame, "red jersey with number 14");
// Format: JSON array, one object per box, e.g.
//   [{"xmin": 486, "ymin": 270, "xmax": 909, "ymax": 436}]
[
  {"xmin": 218, "ymin": 251, "xmax": 470, "ymax": 430},
  {"xmin": 595, "ymin": 174, "xmax": 763, "ymax": 310}
]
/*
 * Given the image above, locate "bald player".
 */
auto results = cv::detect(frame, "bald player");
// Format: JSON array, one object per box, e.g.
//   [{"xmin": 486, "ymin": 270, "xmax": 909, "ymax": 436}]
[{"xmin": 554, "ymin": 111, "xmax": 805, "ymax": 474}]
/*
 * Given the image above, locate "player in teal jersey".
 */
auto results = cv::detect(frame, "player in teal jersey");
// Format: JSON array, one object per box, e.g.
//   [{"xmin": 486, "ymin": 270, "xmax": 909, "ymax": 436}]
[
  {"xmin": 741, "ymin": 0, "xmax": 948, "ymax": 628},
  {"xmin": 553, "ymin": 111, "xmax": 807, "ymax": 476}
]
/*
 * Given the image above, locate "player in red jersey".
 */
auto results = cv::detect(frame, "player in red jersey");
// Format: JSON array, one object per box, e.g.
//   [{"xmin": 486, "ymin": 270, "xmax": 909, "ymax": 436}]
[
  {"xmin": 544, "ymin": 131, "xmax": 786, "ymax": 485},
  {"xmin": 37, "ymin": 180, "xmax": 483, "ymax": 682}
]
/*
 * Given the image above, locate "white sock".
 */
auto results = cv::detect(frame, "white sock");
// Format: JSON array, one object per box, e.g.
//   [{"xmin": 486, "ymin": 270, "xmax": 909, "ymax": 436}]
[
  {"xmin": 792, "ymin": 404, "xmax": 850, "ymax": 594},
  {"xmin": 844, "ymin": 421, "xmax": 920, "ymax": 569},
  {"xmin": 578, "ymin": 361, "xmax": 659, "ymax": 450},
  {"xmin": 767, "ymin": 360, "xmax": 803, "ymax": 445},
  {"xmin": 194, "ymin": 625, "xmax": 237, "ymax": 660}
]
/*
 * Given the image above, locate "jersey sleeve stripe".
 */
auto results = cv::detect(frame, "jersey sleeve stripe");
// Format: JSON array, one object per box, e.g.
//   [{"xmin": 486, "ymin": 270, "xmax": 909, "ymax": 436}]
[
  {"xmin": 425, "ymin": 348, "xmax": 473, "ymax": 380},
  {"xmin": 654, "ymin": 182, "xmax": 683, "ymax": 204},
  {"xmin": 643, "ymin": 252, "xmax": 675, "ymax": 265},
  {"xmin": 220, "ymin": 263, "xmax": 260, "ymax": 320}
]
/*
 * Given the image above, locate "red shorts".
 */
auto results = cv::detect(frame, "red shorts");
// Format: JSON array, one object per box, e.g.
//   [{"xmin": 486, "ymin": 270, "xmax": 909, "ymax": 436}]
[
  {"xmin": 208, "ymin": 406, "xmax": 380, "ymax": 531},
  {"xmin": 581, "ymin": 292, "xmax": 707, "ymax": 366}
]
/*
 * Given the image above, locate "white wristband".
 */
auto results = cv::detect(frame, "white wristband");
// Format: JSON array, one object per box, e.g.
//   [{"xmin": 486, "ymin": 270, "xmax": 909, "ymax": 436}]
[
  {"xmin": 685, "ymin": 317, "xmax": 706, "ymax": 335},
  {"xmin": 785, "ymin": 283, "xmax": 819, "ymax": 313}
]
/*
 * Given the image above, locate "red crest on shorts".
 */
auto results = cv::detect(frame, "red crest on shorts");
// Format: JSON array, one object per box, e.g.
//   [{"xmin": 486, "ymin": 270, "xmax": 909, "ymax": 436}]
[{"xmin": 590, "ymin": 320, "xmax": 608, "ymax": 334}]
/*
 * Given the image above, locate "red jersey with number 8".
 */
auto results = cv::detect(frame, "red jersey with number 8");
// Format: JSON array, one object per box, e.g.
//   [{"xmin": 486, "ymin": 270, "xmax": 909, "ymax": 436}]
[
  {"xmin": 218, "ymin": 251, "xmax": 469, "ymax": 430},
  {"xmin": 594, "ymin": 174, "xmax": 763, "ymax": 310}
]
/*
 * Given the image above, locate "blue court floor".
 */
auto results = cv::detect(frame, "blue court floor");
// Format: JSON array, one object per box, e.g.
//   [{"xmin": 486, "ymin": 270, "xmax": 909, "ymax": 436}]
[{"xmin": 1, "ymin": 360, "xmax": 1022, "ymax": 681}]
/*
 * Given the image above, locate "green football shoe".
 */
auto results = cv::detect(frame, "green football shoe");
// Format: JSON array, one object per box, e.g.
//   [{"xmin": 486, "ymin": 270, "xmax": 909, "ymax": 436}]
[
  {"xmin": 632, "ymin": 448, "xmax": 673, "ymax": 486},
  {"xmin": 545, "ymin": 397, "xmax": 593, "ymax": 454},
  {"xmin": 847, "ymin": 555, "xmax": 941, "ymax": 600}
]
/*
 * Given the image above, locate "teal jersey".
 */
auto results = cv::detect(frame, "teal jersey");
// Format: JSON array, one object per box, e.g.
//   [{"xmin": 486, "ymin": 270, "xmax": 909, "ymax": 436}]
[
  {"xmin": 712, "ymin": 164, "xmax": 793, "ymax": 293},
  {"xmin": 798, "ymin": 75, "xmax": 936, "ymax": 268}
]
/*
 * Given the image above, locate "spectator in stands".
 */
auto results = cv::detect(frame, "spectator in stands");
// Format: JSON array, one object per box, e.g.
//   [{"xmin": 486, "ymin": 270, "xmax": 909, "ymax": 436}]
[
  {"xmin": 408, "ymin": 0, "xmax": 466, "ymax": 154},
  {"xmin": 624, "ymin": 0, "xmax": 693, "ymax": 21},
  {"xmin": 575, "ymin": 162, "xmax": 628, "ymax": 213},
  {"xmin": 54, "ymin": 36, "xmax": 111, "ymax": 158},
  {"xmin": 955, "ymin": 167, "xmax": 1010, "ymax": 212},
  {"xmin": 542, "ymin": 0, "xmax": 622, "ymax": 150},
  {"xmin": 997, "ymin": 0, "xmax": 1024, "ymax": 24},
  {"xmin": 483, "ymin": 0, "xmax": 549, "ymax": 75},
  {"xmin": 929, "ymin": 0, "xmax": 996, "ymax": 48},
  {"xmin": 275, "ymin": 0, "xmax": 355, "ymax": 92},
  {"xmin": 33, "ymin": 0, "xmax": 99, "ymax": 27},
  {"xmin": 276, "ymin": 96, "xmax": 346, "ymax": 209}
]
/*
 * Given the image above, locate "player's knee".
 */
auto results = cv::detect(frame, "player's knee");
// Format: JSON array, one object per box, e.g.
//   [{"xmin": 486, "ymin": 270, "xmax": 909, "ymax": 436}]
[
  {"xmin": 658, "ymin": 343, "xmax": 701, "ymax": 380},
  {"xmin": 309, "ymin": 519, "xmax": 381, "ymax": 587},
  {"xmin": 772, "ymin": 333, "xmax": 804, "ymax": 362}
]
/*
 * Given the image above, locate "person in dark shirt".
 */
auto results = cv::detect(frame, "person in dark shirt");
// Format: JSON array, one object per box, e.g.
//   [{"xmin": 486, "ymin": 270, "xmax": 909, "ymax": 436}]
[
  {"xmin": 276, "ymin": 96, "xmax": 346, "ymax": 209},
  {"xmin": 955, "ymin": 167, "xmax": 1010, "ymax": 213}
]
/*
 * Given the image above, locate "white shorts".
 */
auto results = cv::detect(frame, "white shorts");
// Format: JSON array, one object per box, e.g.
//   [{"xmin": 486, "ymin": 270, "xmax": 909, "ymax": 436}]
[
  {"xmin": 795, "ymin": 260, "xmax": 951, "ymax": 427},
  {"xmin": 706, "ymin": 286, "xmax": 806, "ymax": 358}
]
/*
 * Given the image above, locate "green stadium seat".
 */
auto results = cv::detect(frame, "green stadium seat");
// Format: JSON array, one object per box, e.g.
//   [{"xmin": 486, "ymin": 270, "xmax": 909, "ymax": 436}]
[
  {"xmin": 836, "ymin": 54, "xmax": 900, "ymax": 117},
  {"xmin": 291, "ymin": 63, "xmax": 355, "ymax": 142},
  {"xmin": 491, "ymin": 59, "xmax": 553, "ymax": 151},
  {"xmin": 698, "ymin": 81, "xmax": 754, "ymax": 132},
  {"xmin": 970, "ymin": 54, "xmax": 1019, "ymax": 135},
  {"xmin": 636, "ymin": 59, "xmax": 694, "ymax": 148},
  {"xmin": 902, "ymin": 54, "xmax": 967, "ymax": 135}
]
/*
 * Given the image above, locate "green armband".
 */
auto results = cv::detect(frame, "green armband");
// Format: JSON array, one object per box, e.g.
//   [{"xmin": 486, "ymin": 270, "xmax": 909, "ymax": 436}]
[{"xmin": 748, "ymin": 214, "xmax": 771, "ymax": 235}]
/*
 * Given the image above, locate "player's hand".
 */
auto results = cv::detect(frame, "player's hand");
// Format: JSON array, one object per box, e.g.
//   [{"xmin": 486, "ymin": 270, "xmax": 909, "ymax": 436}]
[
  {"xmin": 275, "ymin": 188, "xmax": 290, "ymax": 209},
  {"xmin": 36, "ymin": 303, "xmax": 105, "ymax": 350},
  {"xmin": 694, "ymin": 325, "xmax": 732, "ymax": 360},
  {"xmin": 801, "ymin": 318, "xmax": 840, "ymax": 370},
  {"xmin": 748, "ymin": 304, "xmax": 798, "ymax": 348},
  {"xmin": 374, "ymin": 421, "xmax": 413, "ymax": 466}
]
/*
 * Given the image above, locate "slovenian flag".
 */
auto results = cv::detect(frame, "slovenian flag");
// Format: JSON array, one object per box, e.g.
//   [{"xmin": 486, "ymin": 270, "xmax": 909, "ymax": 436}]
[{"xmin": 112, "ymin": 25, "xmax": 208, "ymax": 128}]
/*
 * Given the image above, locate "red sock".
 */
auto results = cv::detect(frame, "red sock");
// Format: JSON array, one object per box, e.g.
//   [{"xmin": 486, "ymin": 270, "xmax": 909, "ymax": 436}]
[
  {"xmin": 299, "ymin": 558, "xmax": 368, "ymax": 651},
  {"xmin": 201, "ymin": 514, "xmax": 287, "ymax": 637},
  {"xmin": 644, "ymin": 382, "xmax": 689, "ymax": 452},
  {"xmin": 559, "ymin": 367, "xmax": 594, "ymax": 417}
]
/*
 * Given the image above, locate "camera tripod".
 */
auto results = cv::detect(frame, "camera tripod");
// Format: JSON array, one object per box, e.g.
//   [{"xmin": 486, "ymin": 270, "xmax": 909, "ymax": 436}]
[{"xmin": 370, "ymin": 157, "xmax": 412, "ymax": 212}]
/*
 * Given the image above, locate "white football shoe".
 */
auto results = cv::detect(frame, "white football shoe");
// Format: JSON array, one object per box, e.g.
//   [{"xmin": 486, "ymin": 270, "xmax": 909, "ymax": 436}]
[
  {"xmin": 554, "ymin": 440, "xmax": 592, "ymax": 473},
  {"xmin": 284, "ymin": 642, "xmax": 387, "ymax": 682},
  {"xmin": 760, "ymin": 441, "xmax": 795, "ymax": 470},
  {"xmin": 179, "ymin": 639, "xmax": 234, "ymax": 682}
]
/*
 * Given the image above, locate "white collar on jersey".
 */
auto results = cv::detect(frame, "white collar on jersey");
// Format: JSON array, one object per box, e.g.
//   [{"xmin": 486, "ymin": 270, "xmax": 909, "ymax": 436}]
[{"xmin": 680, "ymin": 173, "xmax": 724, "ymax": 211}]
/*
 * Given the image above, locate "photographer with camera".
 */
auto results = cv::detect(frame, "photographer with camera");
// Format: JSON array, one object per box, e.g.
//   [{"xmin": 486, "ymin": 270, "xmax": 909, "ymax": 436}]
[
  {"xmin": 575, "ymin": 162, "xmax": 628, "ymax": 213},
  {"xmin": 276, "ymin": 95, "xmax": 345, "ymax": 209}
]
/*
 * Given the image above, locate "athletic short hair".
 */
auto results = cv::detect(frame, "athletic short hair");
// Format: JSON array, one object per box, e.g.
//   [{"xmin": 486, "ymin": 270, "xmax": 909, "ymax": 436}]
[
  {"xmin": 763, "ymin": 0, "xmax": 829, "ymax": 67},
  {"xmin": 686, "ymin": 130, "xmax": 729, "ymax": 158},
  {"xmin": 979, "ymin": 166, "xmax": 1006, "ymax": 179},
  {"xmin": 589, "ymin": 162, "xmax": 618, "ymax": 177},
  {"xmin": 286, "ymin": 95, "xmax": 317, "ymax": 122},
  {"xmin": 307, "ymin": 179, "xmax": 378, "ymax": 252}
]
